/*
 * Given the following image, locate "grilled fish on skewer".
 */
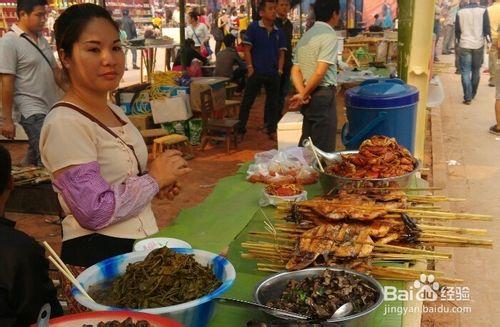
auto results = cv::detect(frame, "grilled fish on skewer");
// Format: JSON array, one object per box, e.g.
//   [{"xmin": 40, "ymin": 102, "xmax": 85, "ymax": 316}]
[{"xmin": 286, "ymin": 223, "xmax": 375, "ymax": 270}]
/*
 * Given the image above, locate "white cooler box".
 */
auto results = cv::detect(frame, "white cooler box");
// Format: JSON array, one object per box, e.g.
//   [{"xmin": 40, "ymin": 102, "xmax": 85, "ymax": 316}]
[{"xmin": 277, "ymin": 111, "xmax": 303, "ymax": 150}]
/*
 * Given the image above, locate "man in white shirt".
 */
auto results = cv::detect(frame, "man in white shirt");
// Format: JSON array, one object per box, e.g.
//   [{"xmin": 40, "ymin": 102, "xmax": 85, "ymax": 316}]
[
  {"xmin": 0, "ymin": 0, "xmax": 65, "ymax": 166},
  {"xmin": 455, "ymin": 0, "xmax": 491, "ymax": 105}
]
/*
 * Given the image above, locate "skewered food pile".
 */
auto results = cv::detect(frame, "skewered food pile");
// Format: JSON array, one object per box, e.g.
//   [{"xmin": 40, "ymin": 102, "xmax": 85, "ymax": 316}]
[
  {"xmin": 88, "ymin": 248, "xmax": 221, "ymax": 309},
  {"xmin": 265, "ymin": 184, "xmax": 303, "ymax": 197},
  {"xmin": 83, "ymin": 318, "xmax": 151, "ymax": 327},
  {"xmin": 326, "ymin": 136, "xmax": 417, "ymax": 179},
  {"xmin": 267, "ymin": 270, "xmax": 378, "ymax": 320},
  {"xmin": 242, "ymin": 187, "xmax": 492, "ymax": 284}
]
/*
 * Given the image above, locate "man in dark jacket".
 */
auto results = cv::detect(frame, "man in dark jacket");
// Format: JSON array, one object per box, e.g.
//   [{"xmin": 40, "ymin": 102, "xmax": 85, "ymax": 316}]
[
  {"xmin": 122, "ymin": 9, "xmax": 139, "ymax": 70},
  {"xmin": 0, "ymin": 145, "xmax": 63, "ymax": 326}
]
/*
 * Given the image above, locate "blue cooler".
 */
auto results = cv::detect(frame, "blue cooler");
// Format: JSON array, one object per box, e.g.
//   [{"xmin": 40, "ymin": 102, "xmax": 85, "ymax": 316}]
[{"xmin": 343, "ymin": 78, "xmax": 419, "ymax": 153}]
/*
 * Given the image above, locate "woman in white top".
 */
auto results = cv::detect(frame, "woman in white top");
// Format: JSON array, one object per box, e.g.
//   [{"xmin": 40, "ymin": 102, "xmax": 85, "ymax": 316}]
[
  {"xmin": 185, "ymin": 11, "xmax": 210, "ymax": 50},
  {"xmin": 40, "ymin": 4, "xmax": 190, "ymax": 268}
]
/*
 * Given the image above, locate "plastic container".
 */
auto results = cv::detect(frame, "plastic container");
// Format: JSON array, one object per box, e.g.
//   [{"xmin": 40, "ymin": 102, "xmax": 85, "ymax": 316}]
[
  {"xmin": 343, "ymin": 78, "xmax": 419, "ymax": 153},
  {"xmin": 277, "ymin": 111, "xmax": 303, "ymax": 150},
  {"xmin": 73, "ymin": 248, "xmax": 235, "ymax": 327}
]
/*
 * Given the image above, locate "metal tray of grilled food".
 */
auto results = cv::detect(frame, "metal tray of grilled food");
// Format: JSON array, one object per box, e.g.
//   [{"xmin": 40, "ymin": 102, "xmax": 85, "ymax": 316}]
[
  {"xmin": 313, "ymin": 150, "xmax": 421, "ymax": 194},
  {"xmin": 253, "ymin": 267, "xmax": 384, "ymax": 326}
]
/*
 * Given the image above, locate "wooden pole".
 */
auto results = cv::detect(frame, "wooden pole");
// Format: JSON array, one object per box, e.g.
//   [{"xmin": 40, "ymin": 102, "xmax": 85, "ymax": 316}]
[
  {"xmin": 299, "ymin": 0, "xmax": 302, "ymax": 35},
  {"xmin": 180, "ymin": 0, "xmax": 186, "ymax": 67}
]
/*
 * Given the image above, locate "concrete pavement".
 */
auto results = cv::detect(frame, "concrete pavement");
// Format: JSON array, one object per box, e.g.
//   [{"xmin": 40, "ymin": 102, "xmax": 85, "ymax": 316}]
[{"xmin": 426, "ymin": 52, "xmax": 500, "ymax": 326}]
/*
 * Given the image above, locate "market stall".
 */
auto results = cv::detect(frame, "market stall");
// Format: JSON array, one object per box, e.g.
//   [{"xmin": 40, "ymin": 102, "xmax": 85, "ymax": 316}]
[{"xmin": 52, "ymin": 135, "xmax": 492, "ymax": 326}]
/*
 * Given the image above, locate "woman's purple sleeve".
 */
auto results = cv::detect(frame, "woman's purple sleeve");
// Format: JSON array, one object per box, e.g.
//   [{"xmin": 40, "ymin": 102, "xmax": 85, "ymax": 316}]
[{"xmin": 53, "ymin": 161, "xmax": 159, "ymax": 231}]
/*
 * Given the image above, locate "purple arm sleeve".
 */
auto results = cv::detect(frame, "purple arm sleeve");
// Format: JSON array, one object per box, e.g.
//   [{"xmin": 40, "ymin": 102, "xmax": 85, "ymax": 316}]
[{"xmin": 53, "ymin": 161, "xmax": 159, "ymax": 231}]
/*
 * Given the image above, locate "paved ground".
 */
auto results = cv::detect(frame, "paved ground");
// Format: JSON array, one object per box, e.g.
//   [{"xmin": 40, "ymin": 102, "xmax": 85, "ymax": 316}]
[{"xmin": 420, "ymin": 52, "xmax": 500, "ymax": 327}]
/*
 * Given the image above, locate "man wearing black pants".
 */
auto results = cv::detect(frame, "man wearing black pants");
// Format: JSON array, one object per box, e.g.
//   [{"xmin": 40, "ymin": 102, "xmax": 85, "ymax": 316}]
[
  {"xmin": 289, "ymin": 0, "xmax": 340, "ymax": 152},
  {"xmin": 270, "ymin": 0, "xmax": 293, "ymax": 120},
  {"xmin": 238, "ymin": 0, "xmax": 286, "ymax": 138}
]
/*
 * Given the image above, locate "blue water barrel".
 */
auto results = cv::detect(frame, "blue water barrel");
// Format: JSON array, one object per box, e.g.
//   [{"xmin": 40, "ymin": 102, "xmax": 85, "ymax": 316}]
[{"xmin": 343, "ymin": 78, "xmax": 419, "ymax": 153}]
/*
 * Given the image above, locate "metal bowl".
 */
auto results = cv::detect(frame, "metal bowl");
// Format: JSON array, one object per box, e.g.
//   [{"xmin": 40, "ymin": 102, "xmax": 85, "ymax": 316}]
[
  {"xmin": 314, "ymin": 150, "xmax": 420, "ymax": 194},
  {"xmin": 253, "ymin": 267, "xmax": 384, "ymax": 326}
]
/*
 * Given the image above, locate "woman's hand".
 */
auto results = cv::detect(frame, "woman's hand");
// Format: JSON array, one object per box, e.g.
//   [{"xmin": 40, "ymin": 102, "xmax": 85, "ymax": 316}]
[
  {"xmin": 149, "ymin": 150, "xmax": 191, "ymax": 190},
  {"xmin": 157, "ymin": 182, "xmax": 181, "ymax": 200}
]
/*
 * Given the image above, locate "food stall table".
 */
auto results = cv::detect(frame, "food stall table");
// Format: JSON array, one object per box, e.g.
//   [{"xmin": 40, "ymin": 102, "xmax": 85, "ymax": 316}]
[
  {"xmin": 125, "ymin": 43, "xmax": 179, "ymax": 83},
  {"xmin": 152, "ymin": 164, "xmax": 424, "ymax": 326}
]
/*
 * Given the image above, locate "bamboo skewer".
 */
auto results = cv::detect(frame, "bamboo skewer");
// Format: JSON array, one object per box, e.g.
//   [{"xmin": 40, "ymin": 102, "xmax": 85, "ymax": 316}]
[
  {"xmin": 337, "ymin": 186, "xmax": 443, "ymax": 192},
  {"xmin": 43, "ymin": 241, "xmax": 94, "ymax": 302},
  {"xmin": 418, "ymin": 224, "xmax": 488, "ymax": 236},
  {"xmin": 280, "ymin": 201, "xmax": 492, "ymax": 221},
  {"xmin": 48, "ymin": 256, "xmax": 95, "ymax": 303},
  {"xmin": 308, "ymin": 137, "xmax": 325, "ymax": 172},
  {"xmin": 242, "ymin": 241, "xmax": 453, "ymax": 258}
]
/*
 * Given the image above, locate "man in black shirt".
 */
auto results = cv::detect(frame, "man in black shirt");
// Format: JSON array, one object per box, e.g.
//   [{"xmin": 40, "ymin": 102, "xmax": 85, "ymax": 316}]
[
  {"xmin": 173, "ymin": 38, "xmax": 208, "ymax": 68},
  {"xmin": 0, "ymin": 145, "xmax": 62, "ymax": 326},
  {"xmin": 274, "ymin": 0, "xmax": 294, "ymax": 116}
]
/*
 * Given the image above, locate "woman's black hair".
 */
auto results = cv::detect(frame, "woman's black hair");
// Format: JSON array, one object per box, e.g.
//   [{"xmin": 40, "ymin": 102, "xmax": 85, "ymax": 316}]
[
  {"xmin": 314, "ymin": 0, "xmax": 340, "ymax": 23},
  {"xmin": 223, "ymin": 34, "xmax": 236, "ymax": 47},
  {"xmin": 188, "ymin": 11, "xmax": 199, "ymax": 21},
  {"xmin": 54, "ymin": 3, "xmax": 118, "ymax": 57}
]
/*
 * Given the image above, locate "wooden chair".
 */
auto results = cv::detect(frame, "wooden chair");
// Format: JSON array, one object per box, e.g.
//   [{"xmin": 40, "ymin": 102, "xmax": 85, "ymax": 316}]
[
  {"xmin": 200, "ymin": 89, "xmax": 239, "ymax": 154},
  {"xmin": 152, "ymin": 134, "xmax": 194, "ymax": 160},
  {"xmin": 224, "ymin": 99, "xmax": 241, "ymax": 119},
  {"xmin": 225, "ymin": 82, "xmax": 239, "ymax": 99}
]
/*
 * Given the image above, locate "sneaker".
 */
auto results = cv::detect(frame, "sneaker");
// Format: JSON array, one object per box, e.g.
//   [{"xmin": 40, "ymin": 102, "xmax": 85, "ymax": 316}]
[
  {"xmin": 489, "ymin": 82, "xmax": 495, "ymax": 87},
  {"xmin": 463, "ymin": 100, "xmax": 471, "ymax": 105},
  {"xmin": 489, "ymin": 125, "xmax": 500, "ymax": 135},
  {"xmin": 133, "ymin": 65, "xmax": 140, "ymax": 70}
]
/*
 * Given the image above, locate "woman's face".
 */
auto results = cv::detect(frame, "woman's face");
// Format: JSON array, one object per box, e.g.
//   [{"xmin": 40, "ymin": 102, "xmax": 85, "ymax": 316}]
[{"xmin": 61, "ymin": 18, "xmax": 125, "ymax": 94}]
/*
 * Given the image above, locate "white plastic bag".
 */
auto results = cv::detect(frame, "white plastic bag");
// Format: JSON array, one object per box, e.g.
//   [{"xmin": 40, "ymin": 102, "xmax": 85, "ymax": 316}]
[
  {"xmin": 151, "ymin": 94, "xmax": 192, "ymax": 123},
  {"xmin": 247, "ymin": 147, "xmax": 319, "ymax": 185}
]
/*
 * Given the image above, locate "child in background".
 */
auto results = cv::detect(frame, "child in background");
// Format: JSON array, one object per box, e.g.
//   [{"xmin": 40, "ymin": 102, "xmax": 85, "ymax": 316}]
[{"xmin": 236, "ymin": 29, "xmax": 246, "ymax": 58}]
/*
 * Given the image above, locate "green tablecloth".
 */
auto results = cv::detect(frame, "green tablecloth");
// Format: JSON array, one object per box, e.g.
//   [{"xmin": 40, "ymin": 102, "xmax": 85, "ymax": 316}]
[{"xmin": 153, "ymin": 165, "xmax": 405, "ymax": 326}]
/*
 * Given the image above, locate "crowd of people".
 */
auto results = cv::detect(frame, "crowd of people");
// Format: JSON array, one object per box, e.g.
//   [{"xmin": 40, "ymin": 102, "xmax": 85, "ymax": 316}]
[{"xmin": 433, "ymin": 0, "xmax": 500, "ymax": 135}]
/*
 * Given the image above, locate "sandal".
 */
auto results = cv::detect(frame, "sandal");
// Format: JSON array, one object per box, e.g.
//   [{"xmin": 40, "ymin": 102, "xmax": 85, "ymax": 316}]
[{"xmin": 489, "ymin": 125, "xmax": 500, "ymax": 135}]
